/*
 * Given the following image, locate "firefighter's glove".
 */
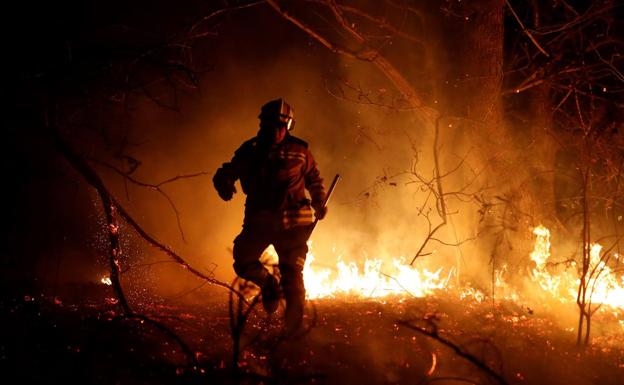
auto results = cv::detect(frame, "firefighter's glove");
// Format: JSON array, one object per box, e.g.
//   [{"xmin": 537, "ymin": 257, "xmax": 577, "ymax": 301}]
[
  {"xmin": 213, "ymin": 170, "xmax": 236, "ymax": 201},
  {"xmin": 313, "ymin": 204, "xmax": 327, "ymax": 220}
]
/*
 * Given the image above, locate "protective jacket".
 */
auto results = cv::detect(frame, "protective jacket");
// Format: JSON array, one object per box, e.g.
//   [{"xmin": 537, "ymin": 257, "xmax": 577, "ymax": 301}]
[{"xmin": 214, "ymin": 134, "xmax": 325, "ymax": 229}]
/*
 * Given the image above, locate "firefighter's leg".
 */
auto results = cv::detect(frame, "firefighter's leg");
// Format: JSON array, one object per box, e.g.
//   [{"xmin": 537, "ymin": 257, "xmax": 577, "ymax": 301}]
[
  {"xmin": 233, "ymin": 226, "xmax": 271, "ymax": 286},
  {"xmin": 232, "ymin": 226, "xmax": 280, "ymax": 313},
  {"xmin": 274, "ymin": 226, "xmax": 309, "ymax": 334}
]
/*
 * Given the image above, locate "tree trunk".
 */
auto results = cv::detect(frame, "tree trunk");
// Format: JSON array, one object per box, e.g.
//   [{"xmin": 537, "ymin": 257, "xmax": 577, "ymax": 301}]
[
  {"xmin": 462, "ymin": 0, "xmax": 504, "ymax": 132},
  {"xmin": 454, "ymin": 0, "xmax": 506, "ymax": 279}
]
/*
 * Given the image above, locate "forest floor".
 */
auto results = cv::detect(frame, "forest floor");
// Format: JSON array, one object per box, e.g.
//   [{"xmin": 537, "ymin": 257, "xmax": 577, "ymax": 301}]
[{"xmin": 1, "ymin": 283, "xmax": 623, "ymax": 385}]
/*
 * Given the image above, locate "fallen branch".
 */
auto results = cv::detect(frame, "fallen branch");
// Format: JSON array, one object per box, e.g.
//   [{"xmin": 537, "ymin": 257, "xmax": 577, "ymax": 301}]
[{"xmin": 397, "ymin": 320, "xmax": 509, "ymax": 385}]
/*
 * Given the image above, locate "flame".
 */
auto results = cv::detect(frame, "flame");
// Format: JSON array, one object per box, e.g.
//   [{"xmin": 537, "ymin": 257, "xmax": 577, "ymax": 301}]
[
  {"xmin": 459, "ymin": 286, "xmax": 486, "ymax": 302},
  {"xmin": 529, "ymin": 225, "xmax": 624, "ymax": 309},
  {"xmin": 303, "ymin": 254, "xmax": 450, "ymax": 299},
  {"xmin": 101, "ymin": 276, "xmax": 112, "ymax": 286},
  {"xmin": 302, "ymin": 245, "xmax": 452, "ymax": 299},
  {"xmin": 529, "ymin": 226, "xmax": 562, "ymax": 297},
  {"xmin": 260, "ymin": 226, "xmax": 623, "ymax": 310},
  {"xmin": 580, "ymin": 244, "xmax": 624, "ymax": 308},
  {"xmin": 263, "ymin": 244, "xmax": 451, "ymax": 299}
]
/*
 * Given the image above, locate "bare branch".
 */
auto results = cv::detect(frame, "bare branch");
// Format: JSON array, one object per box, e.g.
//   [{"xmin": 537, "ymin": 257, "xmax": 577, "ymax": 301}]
[
  {"xmin": 186, "ymin": 0, "xmax": 267, "ymax": 40},
  {"xmin": 505, "ymin": 0, "xmax": 550, "ymax": 57},
  {"xmin": 265, "ymin": 0, "xmax": 437, "ymax": 119},
  {"xmin": 303, "ymin": 0, "xmax": 424, "ymax": 44},
  {"xmin": 90, "ymin": 157, "xmax": 210, "ymax": 242}
]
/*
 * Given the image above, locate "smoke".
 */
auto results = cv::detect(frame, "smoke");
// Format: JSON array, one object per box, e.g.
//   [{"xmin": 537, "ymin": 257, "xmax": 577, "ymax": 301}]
[
  {"xmin": 96, "ymin": 30, "xmax": 479, "ymax": 301},
  {"xmin": 31, "ymin": 3, "xmax": 571, "ymax": 308},
  {"xmin": 71, "ymin": 6, "xmax": 502, "ymax": 301}
]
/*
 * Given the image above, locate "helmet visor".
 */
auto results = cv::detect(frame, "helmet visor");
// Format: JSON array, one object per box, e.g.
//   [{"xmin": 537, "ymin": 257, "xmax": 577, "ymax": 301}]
[
  {"xmin": 271, "ymin": 115, "xmax": 293, "ymax": 130},
  {"xmin": 281, "ymin": 116, "xmax": 293, "ymax": 131}
]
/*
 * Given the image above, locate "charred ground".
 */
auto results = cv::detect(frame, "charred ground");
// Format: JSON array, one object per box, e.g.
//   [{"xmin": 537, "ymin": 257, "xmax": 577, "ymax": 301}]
[{"xmin": 2, "ymin": 287, "xmax": 623, "ymax": 385}]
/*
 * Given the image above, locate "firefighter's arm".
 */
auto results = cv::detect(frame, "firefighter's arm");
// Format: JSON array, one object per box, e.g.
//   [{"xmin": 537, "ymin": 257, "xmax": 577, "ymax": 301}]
[
  {"xmin": 304, "ymin": 149, "xmax": 327, "ymax": 219},
  {"xmin": 213, "ymin": 147, "xmax": 245, "ymax": 201}
]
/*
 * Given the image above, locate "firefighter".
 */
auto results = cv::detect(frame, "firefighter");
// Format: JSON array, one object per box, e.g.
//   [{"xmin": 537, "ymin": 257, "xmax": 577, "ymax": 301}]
[{"xmin": 213, "ymin": 98, "xmax": 327, "ymax": 334}]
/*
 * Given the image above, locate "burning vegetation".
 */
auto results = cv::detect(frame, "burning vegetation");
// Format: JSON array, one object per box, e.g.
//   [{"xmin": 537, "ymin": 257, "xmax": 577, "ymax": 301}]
[
  {"xmin": 4, "ymin": 0, "xmax": 624, "ymax": 384},
  {"xmin": 299, "ymin": 226, "xmax": 624, "ymax": 309}
]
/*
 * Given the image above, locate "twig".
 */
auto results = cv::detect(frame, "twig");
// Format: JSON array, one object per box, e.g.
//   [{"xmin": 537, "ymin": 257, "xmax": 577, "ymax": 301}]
[{"xmin": 411, "ymin": 115, "xmax": 451, "ymax": 265}]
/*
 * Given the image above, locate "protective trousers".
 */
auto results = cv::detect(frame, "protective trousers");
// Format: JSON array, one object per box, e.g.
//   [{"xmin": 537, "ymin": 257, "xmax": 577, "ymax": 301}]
[{"xmin": 232, "ymin": 223, "xmax": 309, "ymax": 327}]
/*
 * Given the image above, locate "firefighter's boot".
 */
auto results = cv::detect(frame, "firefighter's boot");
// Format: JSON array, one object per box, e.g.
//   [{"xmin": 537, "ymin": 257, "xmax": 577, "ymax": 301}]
[{"xmin": 261, "ymin": 275, "xmax": 280, "ymax": 314}]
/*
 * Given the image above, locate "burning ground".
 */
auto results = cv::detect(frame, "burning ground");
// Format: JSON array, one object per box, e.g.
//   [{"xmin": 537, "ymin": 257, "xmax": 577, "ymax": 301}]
[{"xmin": 3, "ymin": 226, "xmax": 624, "ymax": 385}]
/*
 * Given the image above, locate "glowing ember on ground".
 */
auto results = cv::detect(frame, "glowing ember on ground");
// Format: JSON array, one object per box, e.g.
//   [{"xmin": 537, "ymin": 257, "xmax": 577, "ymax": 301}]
[{"xmin": 101, "ymin": 276, "xmax": 112, "ymax": 286}]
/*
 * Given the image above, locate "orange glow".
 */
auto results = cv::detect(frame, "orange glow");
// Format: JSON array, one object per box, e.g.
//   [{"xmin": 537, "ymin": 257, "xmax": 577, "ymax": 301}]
[
  {"xmin": 529, "ymin": 225, "xmax": 563, "ymax": 297},
  {"xmin": 528, "ymin": 225, "xmax": 624, "ymax": 309},
  {"xmin": 257, "ymin": 227, "xmax": 624, "ymax": 311},
  {"xmin": 427, "ymin": 353, "xmax": 437, "ymax": 376},
  {"xmin": 264, "ymin": 244, "xmax": 451, "ymax": 299},
  {"xmin": 302, "ymin": 245, "xmax": 450, "ymax": 299}
]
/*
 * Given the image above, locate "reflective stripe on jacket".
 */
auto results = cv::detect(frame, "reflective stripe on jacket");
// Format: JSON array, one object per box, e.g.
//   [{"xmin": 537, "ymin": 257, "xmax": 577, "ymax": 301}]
[{"xmin": 216, "ymin": 134, "xmax": 325, "ymax": 229}]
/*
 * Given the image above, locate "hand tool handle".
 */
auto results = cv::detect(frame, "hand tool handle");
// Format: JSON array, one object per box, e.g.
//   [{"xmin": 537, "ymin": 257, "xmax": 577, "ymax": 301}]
[{"xmin": 308, "ymin": 174, "xmax": 340, "ymax": 238}]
